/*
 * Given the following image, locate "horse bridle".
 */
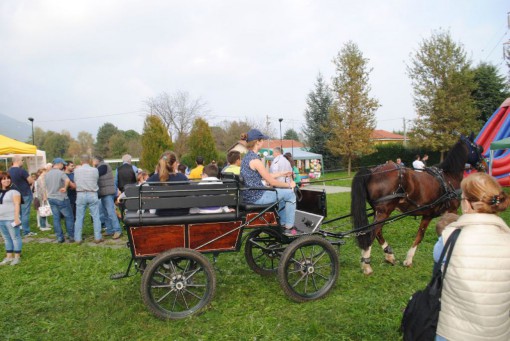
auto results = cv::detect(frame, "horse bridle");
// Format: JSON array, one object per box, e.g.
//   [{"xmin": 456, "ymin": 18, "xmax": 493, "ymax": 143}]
[{"xmin": 461, "ymin": 135, "xmax": 486, "ymax": 172}]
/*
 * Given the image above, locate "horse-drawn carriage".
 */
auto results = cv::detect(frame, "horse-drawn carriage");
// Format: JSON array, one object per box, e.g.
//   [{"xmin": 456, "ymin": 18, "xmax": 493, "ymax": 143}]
[{"xmin": 113, "ymin": 134, "xmax": 486, "ymax": 320}]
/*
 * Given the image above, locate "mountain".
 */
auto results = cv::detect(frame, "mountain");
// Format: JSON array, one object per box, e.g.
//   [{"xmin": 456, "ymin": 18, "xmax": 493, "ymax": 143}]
[{"xmin": 0, "ymin": 113, "xmax": 32, "ymax": 142}]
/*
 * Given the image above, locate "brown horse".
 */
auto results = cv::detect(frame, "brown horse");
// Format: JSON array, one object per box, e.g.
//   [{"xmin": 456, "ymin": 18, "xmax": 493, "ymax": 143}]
[{"xmin": 350, "ymin": 135, "xmax": 485, "ymax": 275}]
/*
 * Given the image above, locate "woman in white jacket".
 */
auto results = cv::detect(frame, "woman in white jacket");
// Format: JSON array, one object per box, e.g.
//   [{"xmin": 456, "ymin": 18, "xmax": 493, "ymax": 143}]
[{"xmin": 437, "ymin": 172, "xmax": 510, "ymax": 341}]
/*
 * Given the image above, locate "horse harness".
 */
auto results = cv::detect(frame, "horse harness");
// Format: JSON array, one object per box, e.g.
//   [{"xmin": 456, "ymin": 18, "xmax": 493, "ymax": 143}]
[{"xmin": 370, "ymin": 164, "xmax": 457, "ymax": 211}]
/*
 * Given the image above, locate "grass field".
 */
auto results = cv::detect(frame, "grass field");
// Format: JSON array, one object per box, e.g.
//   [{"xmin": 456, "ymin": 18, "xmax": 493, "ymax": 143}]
[{"xmin": 2, "ymin": 191, "xmax": 508, "ymax": 340}]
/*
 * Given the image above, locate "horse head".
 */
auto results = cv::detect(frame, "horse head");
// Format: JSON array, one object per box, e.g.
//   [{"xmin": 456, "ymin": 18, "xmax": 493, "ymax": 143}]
[{"xmin": 461, "ymin": 133, "xmax": 487, "ymax": 172}]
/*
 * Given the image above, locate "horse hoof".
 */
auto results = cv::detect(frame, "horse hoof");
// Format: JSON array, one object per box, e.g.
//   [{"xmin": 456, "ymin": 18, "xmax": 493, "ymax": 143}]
[
  {"xmin": 385, "ymin": 255, "xmax": 396, "ymax": 265},
  {"xmin": 362, "ymin": 265, "xmax": 373, "ymax": 276},
  {"xmin": 403, "ymin": 260, "xmax": 413, "ymax": 267}
]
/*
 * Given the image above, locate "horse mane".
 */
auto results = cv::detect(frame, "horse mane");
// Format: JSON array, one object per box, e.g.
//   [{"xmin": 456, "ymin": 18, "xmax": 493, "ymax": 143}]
[{"xmin": 437, "ymin": 139, "xmax": 467, "ymax": 174}]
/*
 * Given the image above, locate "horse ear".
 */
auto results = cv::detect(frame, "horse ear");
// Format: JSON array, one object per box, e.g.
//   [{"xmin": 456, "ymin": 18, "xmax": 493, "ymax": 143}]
[{"xmin": 469, "ymin": 132, "xmax": 475, "ymax": 141}]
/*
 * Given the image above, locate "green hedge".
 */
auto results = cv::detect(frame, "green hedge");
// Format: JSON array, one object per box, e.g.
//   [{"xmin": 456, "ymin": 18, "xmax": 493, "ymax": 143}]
[{"xmin": 357, "ymin": 143, "xmax": 440, "ymax": 169}]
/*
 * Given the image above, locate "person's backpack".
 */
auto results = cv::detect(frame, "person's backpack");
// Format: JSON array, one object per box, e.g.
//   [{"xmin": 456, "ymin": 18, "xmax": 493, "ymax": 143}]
[{"xmin": 400, "ymin": 228, "xmax": 461, "ymax": 341}]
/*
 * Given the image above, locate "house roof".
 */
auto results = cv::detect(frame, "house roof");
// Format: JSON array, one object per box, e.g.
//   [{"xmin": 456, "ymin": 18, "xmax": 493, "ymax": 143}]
[{"xmin": 370, "ymin": 129, "xmax": 406, "ymax": 140}]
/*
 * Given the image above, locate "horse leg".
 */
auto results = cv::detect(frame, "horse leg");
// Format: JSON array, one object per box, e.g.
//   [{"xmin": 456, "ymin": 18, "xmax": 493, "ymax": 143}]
[
  {"xmin": 373, "ymin": 211, "xmax": 396, "ymax": 265},
  {"xmin": 375, "ymin": 227, "xmax": 396, "ymax": 265},
  {"xmin": 361, "ymin": 245, "xmax": 373, "ymax": 276},
  {"xmin": 403, "ymin": 216, "xmax": 432, "ymax": 267}
]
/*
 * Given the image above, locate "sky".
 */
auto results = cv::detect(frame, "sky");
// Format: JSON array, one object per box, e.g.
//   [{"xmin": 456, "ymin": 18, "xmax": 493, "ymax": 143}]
[{"xmin": 0, "ymin": 0, "xmax": 509, "ymax": 140}]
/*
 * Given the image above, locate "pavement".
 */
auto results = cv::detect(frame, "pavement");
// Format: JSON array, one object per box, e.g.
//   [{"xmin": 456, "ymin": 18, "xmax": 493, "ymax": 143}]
[{"xmin": 302, "ymin": 184, "xmax": 351, "ymax": 194}]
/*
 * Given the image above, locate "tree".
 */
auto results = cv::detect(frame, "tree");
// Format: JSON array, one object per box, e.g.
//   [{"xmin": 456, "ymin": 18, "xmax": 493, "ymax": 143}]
[
  {"xmin": 140, "ymin": 115, "xmax": 173, "ymax": 171},
  {"xmin": 185, "ymin": 118, "xmax": 218, "ymax": 167},
  {"xmin": 95, "ymin": 123, "xmax": 119, "ymax": 157},
  {"xmin": 302, "ymin": 73, "xmax": 336, "ymax": 169},
  {"xmin": 283, "ymin": 128, "xmax": 299, "ymax": 141},
  {"xmin": 327, "ymin": 42, "xmax": 379, "ymax": 175},
  {"xmin": 43, "ymin": 131, "xmax": 71, "ymax": 160},
  {"xmin": 408, "ymin": 30, "xmax": 479, "ymax": 159},
  {"xmin": 211, "ymin": 119, "xmax": 252, "ymax": 152},
  {"xmin": 144, "ymin": 91, "xmax": 206, "ymax": 157},
  {"xmin": 472, "ymin": 62, "xmax": 510, "ymax": 123},
  {"xmin": 108, "ymin": 133, "xmax": 128, "ymax": 158},
  {"xmin": 76, "ymin": 131, "xmax": 95, "ymax": 156}
]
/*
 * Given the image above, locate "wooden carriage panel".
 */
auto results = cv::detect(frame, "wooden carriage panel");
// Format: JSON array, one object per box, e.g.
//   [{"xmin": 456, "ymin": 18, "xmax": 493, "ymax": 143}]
[
  {"xmin": 245, "ymin": 212, "xmax": 278, "ymax": 227},
  {"xmin": 130, "ymin": 225, "xmax": 185, "ymax": 257},
  {"xmin": 188, "ymin": 221, "xmax": 242, "ymax": 252}
]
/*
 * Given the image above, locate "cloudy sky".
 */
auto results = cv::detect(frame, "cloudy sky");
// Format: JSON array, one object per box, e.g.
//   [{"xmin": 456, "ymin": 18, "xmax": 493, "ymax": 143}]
[{"xmin": 1, "ymin": 0, "xmax": 508, "ymax": 139}]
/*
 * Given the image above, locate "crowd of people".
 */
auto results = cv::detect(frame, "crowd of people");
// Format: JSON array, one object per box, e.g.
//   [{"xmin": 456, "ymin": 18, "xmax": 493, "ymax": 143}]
[{"xmin": 0, "ymin": 128, "xmax": 308, "ymax": 263}]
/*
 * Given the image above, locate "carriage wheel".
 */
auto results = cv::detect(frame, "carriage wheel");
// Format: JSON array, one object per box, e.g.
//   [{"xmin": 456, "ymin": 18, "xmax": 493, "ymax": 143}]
[
  {"xmin": 141, "ymin": 248, "xmax": 216, "ymax": 320},
  {"xmin": 244, "ymin": 228, "xmax": 284, "ymax": 276},
  {"xmin": 277, "ymin": 235, "xmax": 339, "ymax": 303}
]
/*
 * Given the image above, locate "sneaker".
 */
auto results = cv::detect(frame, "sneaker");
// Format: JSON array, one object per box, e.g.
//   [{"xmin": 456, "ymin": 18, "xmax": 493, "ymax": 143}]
[
  {"xmin": 24, "ymin": 232, "xmax": 37, "ymax": 237},
  {"xmin": 10, "ymin": 258, "xmax": 21, "ymax": 266},
  {"xmin": 39, "ymin": 227, "xmax": 51, "ymax": 231},
  {"xmin": 283, "ymin": 227, "xmax": 301, "ymax": 236},
  {"xmin": 112, "ymin": 232, "xmax": 122, "ymax": 239},
  {"xmin": 94, "ymin": 239, "xmax": 104, "ymax": 244},
  {"xmin": 0, "ymin": 258, "xmax": 13, "ymax": 266},
  {"xmin": 57, "ymin": 238, "xmax": 65, "ymax": 243}
]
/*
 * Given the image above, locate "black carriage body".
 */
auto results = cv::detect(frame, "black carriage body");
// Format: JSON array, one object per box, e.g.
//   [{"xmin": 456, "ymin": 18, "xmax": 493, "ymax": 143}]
[{"xmin": 122, "ymin": 181, "xmax": 282, "ymax": 259}]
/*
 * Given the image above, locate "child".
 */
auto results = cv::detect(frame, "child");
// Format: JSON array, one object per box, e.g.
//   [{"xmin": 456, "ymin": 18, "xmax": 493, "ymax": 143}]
[{"xmin": 433, "ymin": 212, "xmax": 459, "ymax": 266}]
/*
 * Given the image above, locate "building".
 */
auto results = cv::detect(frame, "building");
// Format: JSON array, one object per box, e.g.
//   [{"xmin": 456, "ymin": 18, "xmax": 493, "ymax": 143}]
[{"xmin": 370, "ymin": 130, "xmax": 408, "ymax": 145}]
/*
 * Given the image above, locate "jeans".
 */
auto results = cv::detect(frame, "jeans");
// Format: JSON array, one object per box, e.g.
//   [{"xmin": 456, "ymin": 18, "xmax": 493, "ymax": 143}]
[
  {"xmin": 0, "ymin": 220, "xmax": 22, "ymax": 253},
  {"xmin": 48, "ymin": 198, "xmax": 75, "ymax": 242},
  {"xmin": 100, "ymin": 195, "xmax": 121, "ymax": 234},
  {"xmin": 38, "ymin": 215, "xmax": 47, "ymax": 228},
  {"xmin": 74, "ymin": 192, "xmax": 102, "ymax": 241},
  {"xmin": 254, "ymin": 188, "xmax": 296, "ymax": 227},
  {"xmin": 20, "ymin": 194, "xmax": 32, "ymax": 235}
]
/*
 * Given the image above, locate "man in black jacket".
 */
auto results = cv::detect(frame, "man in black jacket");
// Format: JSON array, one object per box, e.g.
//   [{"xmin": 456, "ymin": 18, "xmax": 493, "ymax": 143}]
[{"xmin": 116, "ymin": 154, "xmax": 137, "ymax": 194}]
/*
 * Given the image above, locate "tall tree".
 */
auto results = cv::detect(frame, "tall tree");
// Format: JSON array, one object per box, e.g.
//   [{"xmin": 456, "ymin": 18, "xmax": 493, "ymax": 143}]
[
  {"xmin": 327, "ymin": 42, "xmax": 379, "ymax": 175},
  {"xmin": 108, "ymin": 133, "xmax": 128, "ymax": 158},
  {"xmin": 43, "ymin": 131, "xmax": 71, "ymax": 160},
  {"xmin": 408, "ymin": 30, "xmax": 479, "ymax": 159},
  {"xmin": 302, "ymin": 73, "xmax": 335, "ymax": 169},
  {"xmin": 144, "ymin": 90, "xmax": 206, "ymax": 157},
  {"xmin": 472, "ymin": 62, "xmax": 510, "ymax": 123},
  {"xmin": 140, "ymin": 115, "xmax": 173, "ymax": 171},
  {"xmin": 76, "ymin": 131, "xmax": 95, "ymax": 156},
  {"xmin": 186, "ymin": 118, "xmax": 218, "ymax": 166},
  {"xmin": 95, "ymin": 123, "xmax": 119, "ymax": 157},
  {"xmin": 283, "ymin": 128, "xmax": 299, "ymax": 141}
]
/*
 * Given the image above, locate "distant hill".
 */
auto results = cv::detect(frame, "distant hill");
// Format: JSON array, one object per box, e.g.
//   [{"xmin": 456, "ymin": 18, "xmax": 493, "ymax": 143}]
[{"xmin": 0, "ymin": 113, "xmax": 32, "ymax": 142}]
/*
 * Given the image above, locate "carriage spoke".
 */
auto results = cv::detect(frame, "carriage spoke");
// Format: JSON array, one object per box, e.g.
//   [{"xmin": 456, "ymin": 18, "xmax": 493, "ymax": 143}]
[
  {"xmin": 304, "ymin": 271, "xmax": 309, "ymax": 293},
  {"xmin": 156, "ymin": 288, "xmax": 177, "ymax": 303},
  {"xmin": 311, "ymin": 250, "xmax": 327, "ymax": 265},
  {"xmin": 183, "ymin": 288, "xmax": 202, "ymax": 300},
  {"xmin": 313, "ymin": 271, "xmax": 329, "ymax": 281},
  {"xmin": 311, "ymin": 273, "xmax": 319, "ymax": 291},
  {"xmin": 155, "ymin": 270, "xmax": 172, "ymax": 281},
  {"xmin": 180, "ymin": 290, "xmax": 190, "ymax": 310},
  {"xmin": 291, "ymin": 272, "xmax": 308, "ymax": 288}
]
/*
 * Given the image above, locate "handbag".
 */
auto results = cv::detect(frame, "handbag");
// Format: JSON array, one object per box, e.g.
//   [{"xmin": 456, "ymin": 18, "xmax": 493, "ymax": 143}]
[
  {"xmin": 38, "ymin": 200, "xmax": 53, "ymax": 217},
  {"xmin": 401, "ymin": 228, "xmax": 461, "ymax": 341}
]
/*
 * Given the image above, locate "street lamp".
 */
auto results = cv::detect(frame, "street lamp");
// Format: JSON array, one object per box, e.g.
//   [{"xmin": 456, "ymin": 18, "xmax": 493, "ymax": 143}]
[
  {"xmin": 278, "ymin": 118, "xmax": 283, "ymax": 150},
  {"xmin": 28, "ymin": 117, "xmax": 35, "ymax": 145}
]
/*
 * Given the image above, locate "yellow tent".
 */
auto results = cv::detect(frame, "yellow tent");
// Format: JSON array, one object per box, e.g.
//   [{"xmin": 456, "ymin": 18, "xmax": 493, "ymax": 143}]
[{"xmin": 0, "ymin": 134, "xmax": 37, "ymax": 155}]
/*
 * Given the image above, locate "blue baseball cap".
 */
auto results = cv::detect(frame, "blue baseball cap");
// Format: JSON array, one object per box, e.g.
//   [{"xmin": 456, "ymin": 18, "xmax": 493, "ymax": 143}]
[
  {"xmin": 52, "ymin": 157, "xmax": 67, "ymax": 165},
  {"xmin": 247, "ymin": 129, "xmax": 269, "ymax": 142}
]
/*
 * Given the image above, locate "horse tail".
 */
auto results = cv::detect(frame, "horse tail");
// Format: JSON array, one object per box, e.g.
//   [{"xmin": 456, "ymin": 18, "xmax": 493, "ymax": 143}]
[{"xmin": 351, "ymin": 168, "xmax": 373, "ymax": 250}]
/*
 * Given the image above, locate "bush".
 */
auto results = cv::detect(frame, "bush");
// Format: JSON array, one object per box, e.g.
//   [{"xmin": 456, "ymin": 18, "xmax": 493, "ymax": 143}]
[{"xmin": 357, "ymin": 144, "xmax": 440, "ymax": 168}]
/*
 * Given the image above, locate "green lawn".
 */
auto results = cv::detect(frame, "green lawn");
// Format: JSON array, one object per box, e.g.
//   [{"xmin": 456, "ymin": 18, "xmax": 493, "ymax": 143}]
[{"xmin": 2, "ymin": 192, "xmax": 506, "ymax": 340}]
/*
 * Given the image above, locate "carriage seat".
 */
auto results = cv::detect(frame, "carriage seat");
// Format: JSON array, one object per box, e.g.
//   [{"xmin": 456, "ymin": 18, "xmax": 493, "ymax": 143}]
[
  {"xmin": 122, "ymin": 181, "xmax": 241, "ymax": 227},
  {"xmin": 123, "ymin": 210, "xmax": 238, "ymax": 226}
]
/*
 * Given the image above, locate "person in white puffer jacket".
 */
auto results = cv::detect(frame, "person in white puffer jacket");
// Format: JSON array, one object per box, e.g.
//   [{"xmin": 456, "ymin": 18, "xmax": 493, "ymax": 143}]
[{"xmin": 436, "ymin": 172, "xmax": 510, "ymax": 341}]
